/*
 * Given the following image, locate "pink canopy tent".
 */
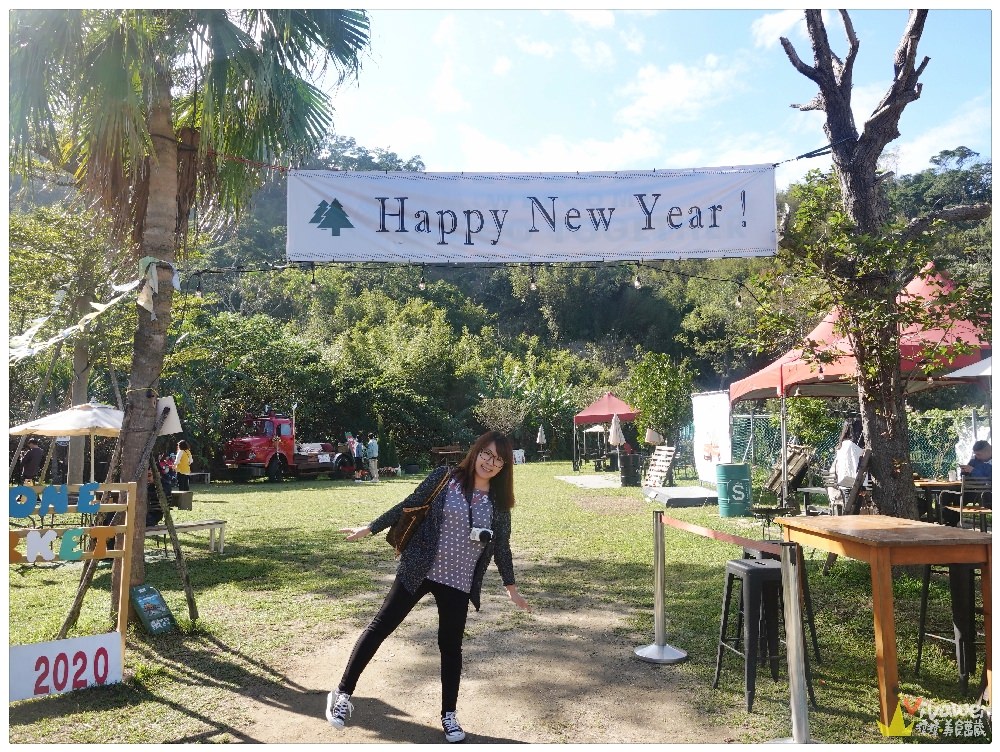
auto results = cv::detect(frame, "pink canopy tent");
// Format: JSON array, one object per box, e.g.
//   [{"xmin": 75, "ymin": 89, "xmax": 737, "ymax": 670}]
[
  {"xmin": 729, "ymin": 272, "xmax": 990, "ymax": 403},
  {"xmin": 573, "ymin": 392, "xmax": 639, "ymax": 471},
  {"xmin": 574, "ymin": 392, "xmax": 639, "ymax": 424},
  {"xmin": 728, "ymin": 269, "xmax": 990, "ymax": 504}
]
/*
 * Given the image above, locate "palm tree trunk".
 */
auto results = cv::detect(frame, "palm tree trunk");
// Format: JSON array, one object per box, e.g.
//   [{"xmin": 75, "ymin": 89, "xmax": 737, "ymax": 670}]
[{"xmin": 111, "ymin": 64, "xmax": 178, "ymax": 612}]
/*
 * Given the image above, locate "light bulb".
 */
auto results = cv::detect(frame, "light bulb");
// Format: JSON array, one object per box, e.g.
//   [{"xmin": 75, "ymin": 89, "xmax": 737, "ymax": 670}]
[
  {"xmin": 418, "ymin": 276, "xmax": 427, "ymax": 291},
  {"xmin": 529, "ymin": 276, "xmax": 537, "ymax": 291},
  {"xmin": 735, "ymin": 293, "xmax": 743, "ymax": 308},
  {"xmin": 633, "ymin": 274, "xmax": 642, "ymax": 289}
]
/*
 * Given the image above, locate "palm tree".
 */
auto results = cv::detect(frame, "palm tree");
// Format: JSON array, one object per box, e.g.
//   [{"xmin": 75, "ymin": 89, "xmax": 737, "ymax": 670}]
[{"xmin": 10, "ymin": 9, "xmax": 371, "ymax": 595}]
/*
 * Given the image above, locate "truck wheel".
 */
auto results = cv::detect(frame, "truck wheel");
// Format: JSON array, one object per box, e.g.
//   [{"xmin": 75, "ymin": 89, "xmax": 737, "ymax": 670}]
[{"xmin": 267, "ymin": 457, "xmax": 283, "ymax": 482}]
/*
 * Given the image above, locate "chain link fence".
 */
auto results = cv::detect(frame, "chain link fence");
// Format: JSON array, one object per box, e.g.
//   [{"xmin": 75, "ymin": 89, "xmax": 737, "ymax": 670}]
[{"xmin": 731, "ymin": 410, "xmax": 991, "ymax": 498}]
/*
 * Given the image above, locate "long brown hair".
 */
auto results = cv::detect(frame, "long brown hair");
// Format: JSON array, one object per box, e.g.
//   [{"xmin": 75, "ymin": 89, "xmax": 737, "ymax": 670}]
[{"xmin": 453, "ymin": 431, "xmax": 516, "ymax": 509}]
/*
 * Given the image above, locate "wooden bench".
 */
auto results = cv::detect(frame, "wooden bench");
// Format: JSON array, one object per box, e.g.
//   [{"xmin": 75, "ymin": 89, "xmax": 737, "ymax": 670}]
[{"xmin": 145, "ymin": 519, "xmax": 227, "ymax": 553}]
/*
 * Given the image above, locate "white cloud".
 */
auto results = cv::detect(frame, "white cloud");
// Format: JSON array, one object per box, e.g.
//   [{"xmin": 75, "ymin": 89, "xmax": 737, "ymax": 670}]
[
  {"xmin": 432, "ymin": 15, "xmax": 457, "ymax": 47},
  {"xmin": 571, "ymin": 38, "xmax": 614, "ymax": 70},
  {"xmin": 751, "ymin": 10, "xmax": 805, "ymax": 49},
  {"xmin": 850, "ymin": 82, "xmax": 889, "ymax": 130},
  {"xmin": 493, "ymin": 56, "xmax": 512, "ymax": 76},
  {"xmin": 431, "ymin": 58, "xmax": 467, "ymax": 114},
  {"xmin": 616, "ymin": 56, "xmax": 744, "ymax": 126},
  {"xmin": 445, "ymin": 124, "xmax": 663, "ymax": 173},
  {"xmin": 620, "ymin": 28, "xmax": 645, "ymax": 55},
  {"xmin": 339, "ymin": 115, "xmax": 436, "ymax": 163},
  {"xmin": 515, "ymin": 36, "xmax": 557, "ymax": 58},
  {"xmin": 564, "ymin": 10, "xmax": 615, "ymax": 30},
  {"xmin": 894, "ymin": 95, "xmax": 992, "ymax": 175}
]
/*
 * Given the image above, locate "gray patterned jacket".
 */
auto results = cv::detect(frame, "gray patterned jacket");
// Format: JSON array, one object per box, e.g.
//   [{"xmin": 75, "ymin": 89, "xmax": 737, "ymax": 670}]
[{"xmin": 368, "ymin": 465, "xmax": 515, "ymax": 610}]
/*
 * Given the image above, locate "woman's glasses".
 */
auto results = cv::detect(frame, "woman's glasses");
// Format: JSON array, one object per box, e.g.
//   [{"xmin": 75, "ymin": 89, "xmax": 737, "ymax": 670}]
[{"xmin": 479, "ymin": 449, "xmax": 505, "ymax": 468}]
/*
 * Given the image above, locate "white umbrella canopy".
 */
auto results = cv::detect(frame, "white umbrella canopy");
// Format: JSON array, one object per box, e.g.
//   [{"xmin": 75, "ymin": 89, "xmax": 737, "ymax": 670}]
[
  {"xmin": 608, "ymin": 414, "xmax": 625, "ymax": 446},
  {"xmin": 941, "ymin": 356, "xmax": 991, "ymax": 379},
  {"xmin": 9, "ymin": 402, "xmax": 124, "ymax": 437},
  {"xmin": 10, "ymin": 402, "xmax": 124, "ymax": 483},
  {"xmin": 536, "ymin": 425, "xmax": 547, "ymax": 445}
]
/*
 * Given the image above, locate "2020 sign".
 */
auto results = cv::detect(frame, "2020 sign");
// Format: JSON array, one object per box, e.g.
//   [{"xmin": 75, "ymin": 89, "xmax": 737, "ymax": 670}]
[{"xmin": 9, "ymin": 633, "xmax": 123, "ymax": 702}]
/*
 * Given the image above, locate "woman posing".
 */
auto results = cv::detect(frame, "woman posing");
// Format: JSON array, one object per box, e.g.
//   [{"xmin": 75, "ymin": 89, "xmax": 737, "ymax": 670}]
[{"xmin": 330, "ymin": 431, "xmax": 531, "ymax": 742}]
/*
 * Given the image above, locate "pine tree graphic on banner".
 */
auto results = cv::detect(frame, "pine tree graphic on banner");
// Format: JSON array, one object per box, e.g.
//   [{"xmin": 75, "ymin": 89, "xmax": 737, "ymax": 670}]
[
  {"xmin": 316, "ymin": 199, "xmax": 354, "ymax": 236},
  {"xmin": 310, "ymin": 200, "xmax": 330, "ymax": 223}
]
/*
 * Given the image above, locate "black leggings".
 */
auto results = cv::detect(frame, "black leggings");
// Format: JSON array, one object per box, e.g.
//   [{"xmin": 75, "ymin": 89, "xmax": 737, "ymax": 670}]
[{"xmin": 338, "ymin": 577, "xmax": 470, "ymax": 714}]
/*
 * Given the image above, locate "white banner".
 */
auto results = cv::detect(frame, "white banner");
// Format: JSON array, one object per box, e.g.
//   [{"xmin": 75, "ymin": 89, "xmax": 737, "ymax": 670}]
[
  {"xmin": 10, "ymin": 632, "xmax": 123, "ymax": 702},
  {"xmin": 692, "ymin": 391, "xmax": 732, "ymax": 484},
  {"xmin": 287, "ymin": 165, "xmax": 776, "ymax": 263}
]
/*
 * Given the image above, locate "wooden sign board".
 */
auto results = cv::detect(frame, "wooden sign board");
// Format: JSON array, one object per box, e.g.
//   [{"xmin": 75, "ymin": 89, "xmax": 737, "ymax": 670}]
[
  {"xmin": 9, "ymin": 632, "xmax": 123, "ymax": 702},
  {"xmin": 8, "ymin": 482, "xmax": 135, "ymax": 702}
]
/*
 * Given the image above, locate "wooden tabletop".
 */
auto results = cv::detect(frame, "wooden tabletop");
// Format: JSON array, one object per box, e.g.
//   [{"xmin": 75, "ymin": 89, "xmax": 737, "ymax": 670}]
[
  {"xmin": 913, "ymin": 479, "xmax": 962, "ymax": 489},
  {"xmin": 775, "ymin": 514, "xmax": 991, "ymax": 548}
]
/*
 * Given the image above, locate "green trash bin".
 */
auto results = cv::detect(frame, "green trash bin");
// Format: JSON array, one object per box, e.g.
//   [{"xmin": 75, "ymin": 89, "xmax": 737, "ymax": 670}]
[{"xmin": 716, "ymin": 463, "xmax": 752, "ymax": 517}]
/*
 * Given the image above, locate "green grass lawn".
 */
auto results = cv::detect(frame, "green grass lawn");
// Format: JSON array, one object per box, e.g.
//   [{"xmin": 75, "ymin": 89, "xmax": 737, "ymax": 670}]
[{"xmin": 8, "ymin": 462, "xmax": 990, "ymax": 743}]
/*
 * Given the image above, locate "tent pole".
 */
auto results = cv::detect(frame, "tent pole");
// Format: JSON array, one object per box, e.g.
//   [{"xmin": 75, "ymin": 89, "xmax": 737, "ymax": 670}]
[{"xmin": 780, "ymin": 394, "xmax": 788, "ymax": 506}]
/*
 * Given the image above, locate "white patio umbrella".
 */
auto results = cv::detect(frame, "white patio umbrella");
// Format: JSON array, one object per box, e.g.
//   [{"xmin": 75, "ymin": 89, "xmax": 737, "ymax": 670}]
[
  {"xmin": 644, "ymin": 428, "xmax": 664, "ymax": 445},
  {"xmin": 536, "ymin": 425, "xmax": 547, "ymax": 445},
  {"xmin": 10, "ymin": 402, "xmax": 123, "ymax": 482},
  {"xmin": 608, "ymin": 413, "xmax": 626, "ymax": 469},
  {"xmin": 608, "ymin": 414, "xmax": 625, "ymax": 447}
]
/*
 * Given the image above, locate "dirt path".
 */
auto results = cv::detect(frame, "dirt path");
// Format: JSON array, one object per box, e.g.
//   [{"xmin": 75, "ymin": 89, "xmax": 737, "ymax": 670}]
[{"xmin": 238, "ymin": 572, "xmax": 729, "ymax": 744}]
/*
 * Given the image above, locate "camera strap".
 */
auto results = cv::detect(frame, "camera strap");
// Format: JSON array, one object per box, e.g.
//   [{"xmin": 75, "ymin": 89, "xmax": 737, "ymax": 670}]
[{"xmin": 464, "ymin": 486, "xmax": 489, "ymax": 530}]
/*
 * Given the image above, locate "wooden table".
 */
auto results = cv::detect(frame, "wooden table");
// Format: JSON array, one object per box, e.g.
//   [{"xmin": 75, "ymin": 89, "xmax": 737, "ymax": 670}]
[{"xmin": 776, "ymin": 514, "xmax": 991, "ymax": 726}]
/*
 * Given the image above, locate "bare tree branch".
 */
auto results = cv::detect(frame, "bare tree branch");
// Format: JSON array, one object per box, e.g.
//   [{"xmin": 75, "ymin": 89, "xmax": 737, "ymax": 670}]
[{"xmin": 898, "ymin": 203, "xmax": 992, "ymax": 243}]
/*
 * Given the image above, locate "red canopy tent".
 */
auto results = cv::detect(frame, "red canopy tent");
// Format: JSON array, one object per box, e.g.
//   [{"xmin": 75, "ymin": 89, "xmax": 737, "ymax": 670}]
[
  {"xmin": 573, "ymin": 392, "xmax": 639, "ymax": 471},
  {"xmin": 729, "ymin": 272, "xmax": 990, "ymax": 403},
  {"xmin": 727, "ymin": 270, "xmax": 990, "ymax": 504},
  {"xmin": 574, "ymin": 392, "xmax": 639, "ymax": 424}
]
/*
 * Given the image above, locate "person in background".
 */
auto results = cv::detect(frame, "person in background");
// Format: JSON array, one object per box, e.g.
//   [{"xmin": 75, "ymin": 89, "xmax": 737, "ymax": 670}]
[
  {"xmin": 353, "ymin": 433, "xmax": 366, "ymax": 480},
  {"xmin": 145, "ymin": 468, "xmax": 164, "ymax": 527},
  {"xmin": 329, "ymin": 431, "xmax": 531, "ymax": 743},
  {"xmin": 366, "ymin": 432, "xmax": 379, "ymax": 483},
  {"xmin": 959, "ymin": 440, "xmax": 992, "ymax": 479},
  {"xmin": 19, "ymin": 439, "xmax": 44, "ymax": 484},
  {"xmin": 175, "ymin": 440, "xmax": 193, "ymax": 491},
  {"xmin": 827, "ymin": 420, "xmax": 864, "ymax": 510}
]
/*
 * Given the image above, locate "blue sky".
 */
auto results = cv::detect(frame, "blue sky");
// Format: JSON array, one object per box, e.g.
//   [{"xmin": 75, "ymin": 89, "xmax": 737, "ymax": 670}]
[{"xmin": 324, "ymin": 8, "xmax": 992, "ymax": 189}]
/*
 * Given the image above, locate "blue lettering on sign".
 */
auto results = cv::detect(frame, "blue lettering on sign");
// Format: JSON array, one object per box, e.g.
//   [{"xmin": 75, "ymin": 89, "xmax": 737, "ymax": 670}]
[
  {"xmin": 9, "ymin": 486, "xmax": 36, "ymax": 518},
  {"xmin": 10, "ymin": 483, "xmax": 104, "ymax": 518}
]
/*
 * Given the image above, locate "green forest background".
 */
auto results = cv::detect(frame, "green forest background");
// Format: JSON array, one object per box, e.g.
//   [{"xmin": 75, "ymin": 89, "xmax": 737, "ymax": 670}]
[{"xmin": 8, "ymin": 137, "xmax": 991, "ymax": 471}]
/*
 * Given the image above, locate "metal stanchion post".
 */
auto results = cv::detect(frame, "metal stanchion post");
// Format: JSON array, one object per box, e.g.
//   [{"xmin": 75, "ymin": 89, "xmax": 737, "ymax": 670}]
[
  {"xmin": 770, "ymin": 541, "xmax": 817, "ymax": 743},
  {"xmin": 634, "ymin": 509, "xmax": 688, "ymax": 664}
]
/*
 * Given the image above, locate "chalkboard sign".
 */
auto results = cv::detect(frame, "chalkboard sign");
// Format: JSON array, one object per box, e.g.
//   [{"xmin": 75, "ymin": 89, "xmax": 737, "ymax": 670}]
[{"xmin": 129, "ymin": 585, "xmax": 176, "ymax": 635}]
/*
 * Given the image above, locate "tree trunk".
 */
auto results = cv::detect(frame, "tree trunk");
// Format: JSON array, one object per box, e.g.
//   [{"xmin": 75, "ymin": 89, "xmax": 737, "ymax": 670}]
[
  {"xmin": 68, "ymin": 295, "xmax": 92, "ymax": 485},
  {"xmin": 781, "ymin": 10, "xmax": 931, "ymax": 518},
  {"xmin": 111, "ymin": 64, "xmax": 178, "ymax": 608}
]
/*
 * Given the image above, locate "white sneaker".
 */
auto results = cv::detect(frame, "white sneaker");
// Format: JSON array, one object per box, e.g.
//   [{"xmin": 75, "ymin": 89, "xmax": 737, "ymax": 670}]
[
  {"xmin": 326, "ymin": 691, "xmax": 353, "ymax": 729},
  {"xmin": 441, "ymin": 711, "xmax": 466, "ymax": 743}
]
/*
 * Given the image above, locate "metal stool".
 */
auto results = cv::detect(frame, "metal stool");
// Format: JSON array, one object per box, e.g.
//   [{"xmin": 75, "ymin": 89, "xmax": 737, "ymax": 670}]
[
  {"xmin": 713, "ymin": 558, "xmax": 817, "ymax": 712},
  {"xmin": 915, "ymin": 563, "xmax": 982, "ymax": 695},
  {"xmin": 743, "ymin": 542, "xmax": 821, "ymax": 664}
]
